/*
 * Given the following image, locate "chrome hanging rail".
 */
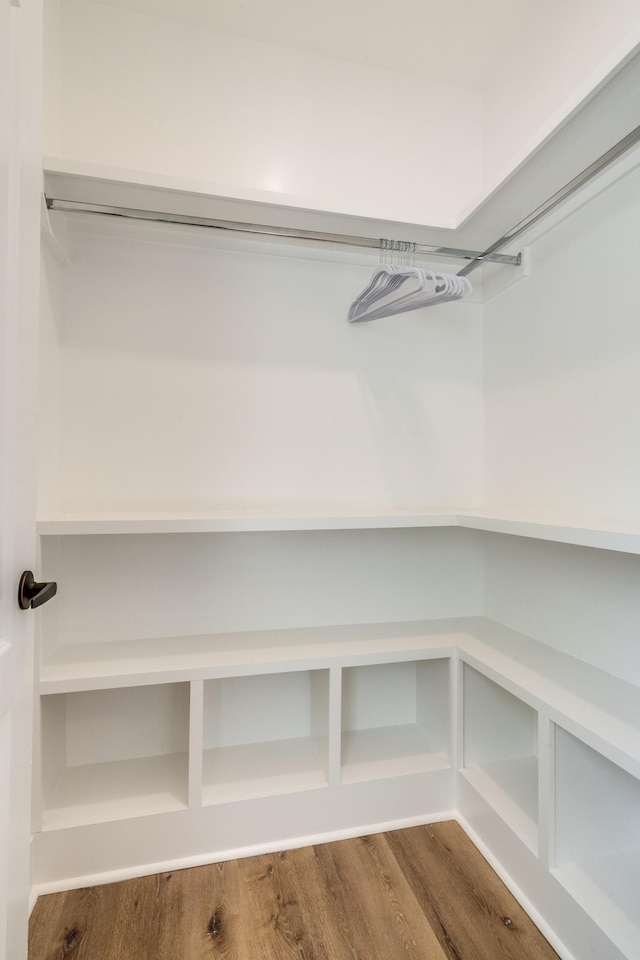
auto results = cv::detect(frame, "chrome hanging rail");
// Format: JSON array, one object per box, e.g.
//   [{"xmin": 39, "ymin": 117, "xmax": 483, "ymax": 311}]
[
  {"xmin": 44, "ymin": 198, "xmax": 521, "ymax": 267},
  {"xmin": 458, "ymin": 123, "xmax": 640, "ymax": 277}
]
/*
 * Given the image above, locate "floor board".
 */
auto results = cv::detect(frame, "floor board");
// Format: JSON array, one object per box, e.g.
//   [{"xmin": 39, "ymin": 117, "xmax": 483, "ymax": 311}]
[{"xmin": 28, "ymin": 821, "xmax": 560, "ymax": 960}]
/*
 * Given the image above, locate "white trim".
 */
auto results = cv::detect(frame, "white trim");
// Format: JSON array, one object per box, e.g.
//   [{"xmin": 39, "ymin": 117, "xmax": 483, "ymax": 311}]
[
  {"xmin": 456, "ymin": 814, "xmax": 577, "ymax": 960},
  {"xmin": 30, "ymin": 809, "xmax": 455, "ymax": 897},
  {"xmin": 29, "ymin": 809, "xmax": 579, "ymax": 960}
]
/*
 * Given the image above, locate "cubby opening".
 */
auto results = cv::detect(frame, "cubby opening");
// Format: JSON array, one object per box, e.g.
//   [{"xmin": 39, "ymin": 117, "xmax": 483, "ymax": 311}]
[
  {"xmin": 40, "ymin": 683, "xmax": 190, "ymax": 829},
  {"xmin": 202, "ymin": 670, "xmax": 330, "ymax": 804},
  {"xmin": 340, "ymin": 658, "xmax": 450, "ymax": 783},
  {"xmin": 553, "ymin": 727, "xmax": 640, "ymax": 959},
  {"xmin": 462, "ymin": 665, "xmax": 538, "ymax": 852}
]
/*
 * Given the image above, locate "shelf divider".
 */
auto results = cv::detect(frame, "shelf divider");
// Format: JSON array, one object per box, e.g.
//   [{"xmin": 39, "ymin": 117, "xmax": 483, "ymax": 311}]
[{"xmin": 188, "ymin": 680, "xmax": 204, "ymax": 808}]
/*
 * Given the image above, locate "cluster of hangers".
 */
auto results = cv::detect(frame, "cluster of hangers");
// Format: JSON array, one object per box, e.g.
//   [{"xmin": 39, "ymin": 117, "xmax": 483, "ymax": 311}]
[{"xmin": 348, "ymin": 240, "xmax": 472, "ymax": 323}]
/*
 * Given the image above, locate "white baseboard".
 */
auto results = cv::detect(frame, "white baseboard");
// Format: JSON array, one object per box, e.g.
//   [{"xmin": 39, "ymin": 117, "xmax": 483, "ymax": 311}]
[
  {"xmin": 30, "ymin": 808, "xmax": 456, "ymax": 899},
  {"xmin": 456, "ymin": 814, "xmax": 576, "ymax": 960}
]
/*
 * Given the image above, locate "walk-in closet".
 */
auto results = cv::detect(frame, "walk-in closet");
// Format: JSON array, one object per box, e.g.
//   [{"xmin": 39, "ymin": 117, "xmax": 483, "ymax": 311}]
[{"xmin": 3, "ymin": 2, "xmax": 640, "ymax": 959}]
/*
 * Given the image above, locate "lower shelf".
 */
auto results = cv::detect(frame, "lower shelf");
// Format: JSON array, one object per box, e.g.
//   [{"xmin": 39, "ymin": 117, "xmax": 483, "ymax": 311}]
[
  {"xmin": 553, "ymin": 849, "xmax": 640, "ymax": 960},
  {"xmin": 341, "ymin": 724, "xmax": 449, "ymax": 784},
  {"xmin": 43, "ymin": 752, "xmax": 189, "ymax": 830},
  {"xmin": 461, "ymin": 756, "xmax": 538, "ymax": 853},
  {"xmin": 202, "ymin": 737, "xmax": 328, "ymax": 804}
]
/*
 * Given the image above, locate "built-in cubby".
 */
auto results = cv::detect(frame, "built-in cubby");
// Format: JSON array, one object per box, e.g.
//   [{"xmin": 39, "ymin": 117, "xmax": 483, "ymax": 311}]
[
  {"xmin": 201, "ymin": 670, "xmax": 331, "ymax": 804},
  {"xmin": 553, "ymin": 726, "xmax": 640, "ymax": 960},
  {"xmin": 31, "ymin": 536, "xmax": 640, "ymax": 960},
  {"xmin": 461, "ymin": 664, "xmax": 538, "ymax": 852},
  {"xmin": 340, "ymin": 658, "xmax": 450, "ymax": 783},
  {"xmin": 40, "ymin": 683, "xmax": 190, "ymax": 830}
]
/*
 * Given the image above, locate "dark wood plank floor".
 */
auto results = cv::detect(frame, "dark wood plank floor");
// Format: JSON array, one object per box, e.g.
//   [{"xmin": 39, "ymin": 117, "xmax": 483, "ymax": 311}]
[{"xmin": 29, "ymin": 821, "xmax": 560, "ymax": 960}]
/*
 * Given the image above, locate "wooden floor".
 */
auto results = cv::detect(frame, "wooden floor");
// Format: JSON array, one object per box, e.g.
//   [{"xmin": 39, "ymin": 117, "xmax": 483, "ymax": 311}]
[{"xmin": 29, "ymin": 821, "xmax": 560, "ymax": 960}]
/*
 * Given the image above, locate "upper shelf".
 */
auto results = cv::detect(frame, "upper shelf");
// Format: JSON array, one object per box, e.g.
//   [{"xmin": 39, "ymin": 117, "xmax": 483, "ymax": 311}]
[
  {"xmin": 42, "ymin": 2, "xmax": 640, "ymax": 239},
  {"xmin": 35, "ymin": 509, "xmax": 456, "ymax": 535},
  {"xmin": 36, "ymin": 508, "xmax": 640, "ymax": 554},
  {"xmin": 42, "ymin": 158, "xmax": 460, "ymax": 252},
  {"xmin": 43, "ymin": 49, "xmax": 640, "ymax": 259},
  {"xmin": 457, "ymin": 511, "xmax": 640, "ymax": 555}
]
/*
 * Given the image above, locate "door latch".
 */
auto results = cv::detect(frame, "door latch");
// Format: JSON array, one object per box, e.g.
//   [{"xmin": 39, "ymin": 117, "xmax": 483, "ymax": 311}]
[{"xmin": 18, "ymin": 571, "xmax": 57, "ymax": 610}]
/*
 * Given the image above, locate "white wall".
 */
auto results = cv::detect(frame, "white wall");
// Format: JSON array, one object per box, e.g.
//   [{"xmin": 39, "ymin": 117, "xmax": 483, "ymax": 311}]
[
  {"xmin": 483, "ymin": 153, "xmax": 640, "ymax": 687},
  {"xmin": 484, "ymin": 533, "xmax": 640, "ymax": 687},
  {"xmin": 42, "ymin": 0, "xmax": 62, "ymax": 157},
  {"xmin": 53, "ymin": 215, "xmax": 483, "ymax": 514},
  {"xmin": 38, "ymin": 245, "xmax": 61, "ymax": 516},
  {"xmin": 483, "ymin": 159, "xmax": 640, "ymax": 521},
  {"xmin": 46, "ymin": 0, "xmax": 483, "ymax": 227},
  {"xmin": 39, "ymin": 528, "xmax": 485, "ymax": 655}
]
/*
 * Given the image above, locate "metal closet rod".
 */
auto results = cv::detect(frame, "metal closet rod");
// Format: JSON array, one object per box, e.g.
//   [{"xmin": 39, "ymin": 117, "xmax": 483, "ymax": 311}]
[
  {"xmin": 44, "ymin": 198, "xmax": 521, "ymax": 267},
  {"xmin": 458, "ymin": 123, "xmax": 640, "ymax": 277}
]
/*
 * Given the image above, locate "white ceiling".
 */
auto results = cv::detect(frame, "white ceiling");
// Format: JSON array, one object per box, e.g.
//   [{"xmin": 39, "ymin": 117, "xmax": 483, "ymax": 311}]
[{"xmin": 88, "ymin": 0, "xmax": 538, "ymax": 90}]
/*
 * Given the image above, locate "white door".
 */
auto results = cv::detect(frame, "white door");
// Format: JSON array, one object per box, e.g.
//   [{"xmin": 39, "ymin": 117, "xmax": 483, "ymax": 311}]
[{"xmin": 0, "ymin": 1, "xmax": 42, "ymax": 957}]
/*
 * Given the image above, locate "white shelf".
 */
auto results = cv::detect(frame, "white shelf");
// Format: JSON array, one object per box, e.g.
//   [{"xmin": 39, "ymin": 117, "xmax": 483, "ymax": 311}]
[
  {"xmin": 42, "ymin": 752, "xmax": 189, "ymax": 830},
  {"xmin": 458, "ymin": 510, "xmax": 640, "ymax": 556},
  {"xmin": 553, "ymin": 851, "xmax": 640, "ymax": 960},
  {"xmin": 38, "ymin": 621, "xmax": 462, "ymax": 693},
  {"xmin": 38, "ymin": 616, "xmax": 640, "ymax": 774},
  {"xmin": 44, "ymin": 156, "xmax": 275, "ymax": 208},
  {"xmin": 341, "ymin": 659, "xmax": 450, "ymax": 784},
  {"xmin": 39, "ymin": 684, "xmax": 191, "ymax": 830},
  {"xmin": 462, "ymin": 664, "xmax": 539, "ymax": 852},
  {"xmin": 554, "ymin": 726, "xmax": 640, "ymax": 958},
  {"xmin": 36, "ymin": 509, "xmax": 458, "ymax": 535},
  {"xmin": 201, "ymin": 670, "xmax": 331, "ymax": 805},
  {"xmin": 462, "ymin": 757, "xmax": 538, "ymax": 853},
  {"xmin": 463, "ymin": 622, "xmax": 640, "ymax": 779},
  {"xmin": 341, "ymin": 725, "xmax": 449, "ymax": 783},
  {"xmin": 42, "ymin": 157, "xmax": 402, "ymax": 241},
  {"xmin": 37, "ymin": 507, "xmax": 640, "ymax": 553},
  {"xmin": 202, "ymin": 738, "xmax": 327, "ymax": 805}
]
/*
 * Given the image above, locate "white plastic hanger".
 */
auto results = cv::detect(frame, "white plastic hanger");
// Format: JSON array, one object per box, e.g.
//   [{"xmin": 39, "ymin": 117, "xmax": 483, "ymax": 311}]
[
  {"xmin": 347, "ymin": 264, "xmax": 412, "ymax": 321},
  {"xmin": 365, "ymin": 267, "xmax": 439, "ymax": 317},
  {"xmin": 348, "ymin": 263, "xmax": 472, "ymax": 322}
]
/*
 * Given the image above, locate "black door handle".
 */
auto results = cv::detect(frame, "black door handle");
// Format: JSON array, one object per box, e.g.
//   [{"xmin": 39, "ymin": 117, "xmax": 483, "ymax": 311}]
[{"xmin": 18, "ymin": 571, "xmax": 58, "ymax": 610}]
